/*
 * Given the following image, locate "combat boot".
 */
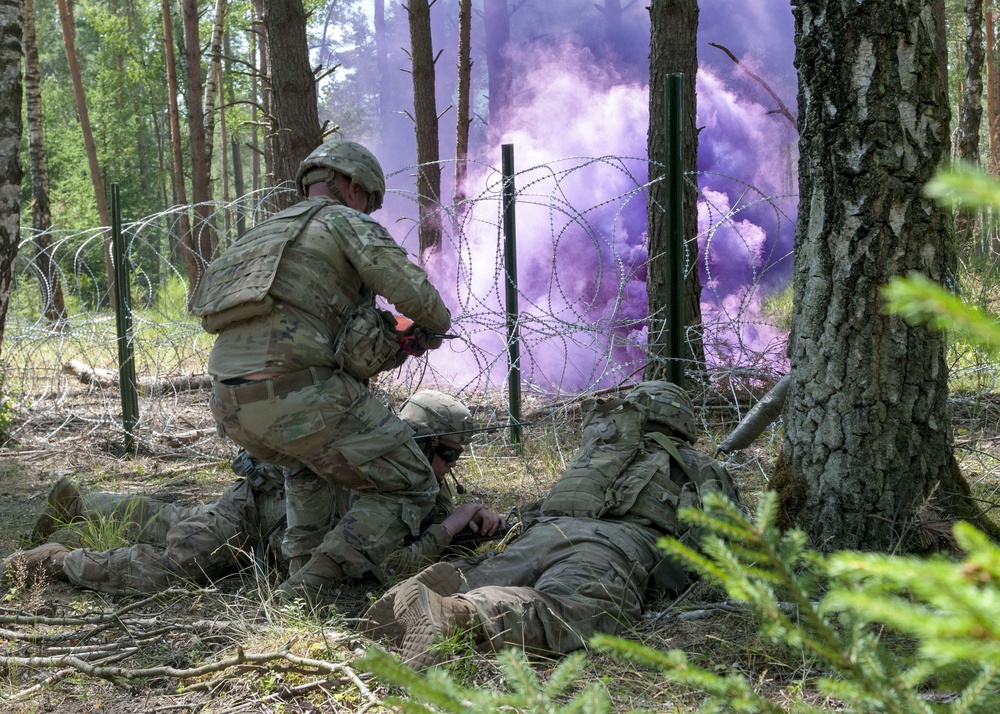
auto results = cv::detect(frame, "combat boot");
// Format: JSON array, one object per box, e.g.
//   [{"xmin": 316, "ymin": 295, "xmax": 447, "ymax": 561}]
[
  {"xmin": 31, "ymin": 477, "xmax": 83, "ymax": 545},
  {"xmin": 362, "ymin": 562, "xmax": 462, "ymax": 644},
  {"xmin": 393, "ymin": 580, "xmax": 479, "ymax": 671},
  {"xmin": 276, "ymin": 550, "xmax": 345, "ymax": 610},
  {"xmin": 2, "ymin": 543, "xmax": 71, "ymax": 580}
]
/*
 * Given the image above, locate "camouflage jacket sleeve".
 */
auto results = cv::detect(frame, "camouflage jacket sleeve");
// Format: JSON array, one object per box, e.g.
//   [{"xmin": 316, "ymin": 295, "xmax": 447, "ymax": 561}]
[
  {"xmin": 382, "ymin": 487, "xmax": 456, "ymax": 580},
  {"xmin": 329, "ymin": 208, "xmax": 451, "ymax": 333}
]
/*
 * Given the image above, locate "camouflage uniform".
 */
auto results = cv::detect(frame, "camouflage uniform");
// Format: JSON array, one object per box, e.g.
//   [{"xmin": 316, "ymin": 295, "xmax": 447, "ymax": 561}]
[
  {"xmin": 58, "ymin": 479, "xmax": 289, "ymax": 595},
  {"xmin": 457, "ymin": 445, "xmax": 738, "ymax": 655},
  {"xmin": 43, "ymin": 470, "xmax": 458, "ymax": 595},
  {"xmin": 374, "ymin": 381, "xmax": 743, "ymax": 658},
  {"xmin": 196, "ymin": 141, "xmax": 451, "ymax": 591}
]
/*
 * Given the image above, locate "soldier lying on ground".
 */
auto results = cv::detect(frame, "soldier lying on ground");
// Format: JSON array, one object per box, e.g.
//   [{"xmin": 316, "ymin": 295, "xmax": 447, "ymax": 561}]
[
  {"xmin": 361, "ymin": 380, "xmax": 743, "ymax": 671},
  {"xmin": 3, "ymin": 392, "xmax": 507, "ymax": 595}
]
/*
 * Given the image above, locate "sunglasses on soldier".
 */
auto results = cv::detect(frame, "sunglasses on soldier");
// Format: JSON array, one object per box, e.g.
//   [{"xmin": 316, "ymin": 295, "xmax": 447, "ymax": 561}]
[{"xmin": 434, "ymin": 443, "xmax": 464, "ymax": 463}]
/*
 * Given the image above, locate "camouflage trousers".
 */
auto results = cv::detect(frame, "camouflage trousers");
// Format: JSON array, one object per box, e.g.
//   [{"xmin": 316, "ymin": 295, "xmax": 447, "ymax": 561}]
[
  {"xmin": 457, "ymin": 517, "xmax": 663, "ymax": 655},
  {"xmin": 61, "ymin": 481, "xmax": 285, "ymax": 594},
  {"xmin": 210, "ymin": 368, "xmax": 438, "ymax": 582}
]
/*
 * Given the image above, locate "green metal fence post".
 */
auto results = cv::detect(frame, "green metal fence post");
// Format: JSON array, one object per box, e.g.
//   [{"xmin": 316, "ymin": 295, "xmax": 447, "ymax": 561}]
[
  {"xmin": 111, "ymin": 183, "xmax": 139, "ymax": 452},
  {"xmin": 501, "ymin": 144, "xmax": 523, "ymax": 447},
  {"xmin": 664, "ymin": 73, "xmax": 686, "ymax": 388}
]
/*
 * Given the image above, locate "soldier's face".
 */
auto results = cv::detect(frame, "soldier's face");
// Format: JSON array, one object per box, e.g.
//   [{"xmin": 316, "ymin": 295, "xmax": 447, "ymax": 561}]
[{"xmin": 431, "ymin": 438, "xmax": 463, "ymax": 480}]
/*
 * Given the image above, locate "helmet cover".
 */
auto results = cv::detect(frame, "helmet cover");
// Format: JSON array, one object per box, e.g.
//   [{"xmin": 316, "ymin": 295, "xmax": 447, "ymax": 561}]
[
  {"xmin": 295, "ymin": 139, "xmax": 386, "ymax": 213},
  {"xmin": 400, "ymin": 390, "xmax": 476, "ymax": 445},
  {"xmin": 625, "ymin": 380, "xmax": 698, "ymax": 443}
]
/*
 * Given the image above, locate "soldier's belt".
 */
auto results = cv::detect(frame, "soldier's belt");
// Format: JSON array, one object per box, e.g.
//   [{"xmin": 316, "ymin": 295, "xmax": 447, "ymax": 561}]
[{"xmin": 215, "ymin": 366, "xmax": 335, "ymax": 405}]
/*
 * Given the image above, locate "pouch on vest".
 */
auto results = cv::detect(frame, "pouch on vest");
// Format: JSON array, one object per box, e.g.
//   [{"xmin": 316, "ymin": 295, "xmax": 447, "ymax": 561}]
[
  {"xmin": 332, "ymin": 303, "xmax": 405, "ymax": 380},
  {"xmin": 191, "ymin": 202, "xmax": 324, "ymax": 334},
  {"xmin": 539, "ymin": 398, "xmax": 648, "ymax": 518}
]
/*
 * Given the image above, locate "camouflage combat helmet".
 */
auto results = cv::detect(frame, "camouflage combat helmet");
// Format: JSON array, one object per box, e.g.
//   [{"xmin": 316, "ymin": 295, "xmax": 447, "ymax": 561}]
[
  {"xmin": 625, "ymin": 380, "xmax": 698, "ymax": 443},
  {"xmin": 400, "ymin": 390, "xmax": 476, "ymax": 445},
  {"xmin": 295, "ymin": 139, "xmax": 386, "ymax": 213}
]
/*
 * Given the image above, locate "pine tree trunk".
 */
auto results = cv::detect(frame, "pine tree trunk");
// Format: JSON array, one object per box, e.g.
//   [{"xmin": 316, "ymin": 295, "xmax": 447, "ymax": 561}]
[
  {"xmin": 776, "ymin": 0, "xmax": 999, "ymax": 551},
  {"xmin": 987, "ymin": 6, "xmax": 1000, "ymax": 173},
  {"xmin": 261, "ymin": 0, "xmax": 321, "ymax": 212},
  {"xmin": 375, "ymin": 0, "xmax": 390, "ymax": 144},
  {"xmin": 182, "ymin": 0, "xmax": 217, "ymax": 300},
  {"xmin": 454, "ymin": 0, "xmax": 472, "ymax": 226},
  {"xmin": 24, "ymin": 0, "xmax": 66, "ymax": 325},
  {"xmin": 161, "ymin": 0, "xmax": 192, "ymax": 272},
  {"xmin": 407, "ymin": 0, "xmax": 443, "ymax": 262},
  {"xmin": 225, "ymin": 31, "xmax": 247, "ymax": 239},
  {"xmin": 646, "ymin": 0, "xmax": 704, "ymax": 379},
  {"xmin": 56, "ymin": 0, "xmax": 114, "ymax": 306},
  {"xmin": 484, "ymin": 0, "xmax": 512, "ymax": 139},
  {"xmin": 0, "ymin": 0, "xmax": 21, "ymax": 350}
]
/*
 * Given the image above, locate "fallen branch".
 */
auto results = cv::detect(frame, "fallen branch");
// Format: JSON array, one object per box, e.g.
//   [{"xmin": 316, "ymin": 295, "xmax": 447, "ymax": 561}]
[
  {"xmin": 64, "ymin": 359, "xmax": 212, "ymax": 396},
  {"xmin": 709, "ymin": 42, "xmax": 797, "ymax": 130}
]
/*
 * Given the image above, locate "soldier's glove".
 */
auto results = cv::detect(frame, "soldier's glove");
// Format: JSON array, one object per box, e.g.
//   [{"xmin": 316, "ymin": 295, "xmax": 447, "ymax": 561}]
[{"xmin": 399, "ymin": 323, "xmax": 444, "ymax": 357}]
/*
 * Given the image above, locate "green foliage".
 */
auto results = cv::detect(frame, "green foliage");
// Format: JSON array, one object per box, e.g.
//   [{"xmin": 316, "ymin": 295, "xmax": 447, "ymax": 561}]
[{"xmin": 357, "ymin": 646, "xmax": 612, "ymax": 713}]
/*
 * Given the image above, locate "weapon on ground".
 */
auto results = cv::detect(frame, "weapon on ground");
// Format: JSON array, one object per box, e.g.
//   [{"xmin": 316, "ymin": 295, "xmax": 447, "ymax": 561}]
[{"xmin": 447, "ymin": 509, "xmax": 521, "ymax": 549}]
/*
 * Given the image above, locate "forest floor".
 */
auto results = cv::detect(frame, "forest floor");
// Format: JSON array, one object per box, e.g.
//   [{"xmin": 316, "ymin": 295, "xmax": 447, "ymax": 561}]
[{"xmin": 1, "ymin": 392, "xmax": 998, "ymax": 713}]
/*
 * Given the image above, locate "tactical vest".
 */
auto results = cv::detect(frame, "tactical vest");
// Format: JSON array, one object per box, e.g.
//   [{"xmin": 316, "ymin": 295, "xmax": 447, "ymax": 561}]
[
  {"xmin": 539, "ymin": 398, "xmax": 737, "ymax": 536},
  {"xmin": 191, "ymin": 200, "xmax": 361, "ymax": 335}
]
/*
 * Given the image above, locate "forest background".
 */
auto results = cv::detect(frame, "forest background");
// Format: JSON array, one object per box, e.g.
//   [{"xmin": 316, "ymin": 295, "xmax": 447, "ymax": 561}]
[{"xmin": 4, "ymin": 0, "xmax": 1000, "ymax": 711}]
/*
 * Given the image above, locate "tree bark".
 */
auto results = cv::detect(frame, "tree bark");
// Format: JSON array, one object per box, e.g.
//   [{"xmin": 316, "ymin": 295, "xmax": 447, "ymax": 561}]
[
  {"xmin": 959, "ymin": 0, "xmax": 985, "ymax": 163},
  {"xmin": 375, "ymin": 0, "xmax": 390, "ymax": 144},
  {"xmin": 987, "ymin": 5, "xmax": 1000, "ymax": 173},
  {"xmin": 0, "ymin": 0, "xmax": 21, "ymax": 351},
  {"xmin": 407, "ymin": 0, "xmax": 443, "ymax": 261},
  {"xmin": 484, "ymin": 0, "xmax": 512, "ymax": 139},
  {"xmin": 775, "ymin": 0, "xmax": 998, "ymax": 551},
  {"xmin": 202, "ymin": 0, "xmax": 228, "ymax": 172},
  {"xmin": 182, "ymin": 0, "xmax": 218, "ymax": 301},
  {"xmin": 261, "ymin": 0, "xmax": 321, "ymax": 211},
  {"xmin": 161, "ymin": 0, "xmax": 192, "ymax": 272},
  {"xmin": 225, "ymin": 30, "xmax": 247, "ymax": 239},
  {"xmin": 645, "ymin": 0, "xmax": 704, "ymax": 379},
  {"xmin": 56, "ymin": 0, "xmax": 114, "ymax": 306},
  {"xmin": 24, "ymin": 0, "xmax": 66, "ymax": 325},
  {"xmin": 454, "ymin": 0, "xmax": 472, "ymax": 225}
]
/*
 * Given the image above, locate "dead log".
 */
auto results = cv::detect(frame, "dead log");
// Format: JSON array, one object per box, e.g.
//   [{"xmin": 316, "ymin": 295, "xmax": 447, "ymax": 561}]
[{"xmin": 64, "ymin": 359, "xmax": 213, "ymax": 396}]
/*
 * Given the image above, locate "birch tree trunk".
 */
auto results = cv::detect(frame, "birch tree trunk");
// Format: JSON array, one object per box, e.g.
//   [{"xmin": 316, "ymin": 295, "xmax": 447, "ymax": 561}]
[
  {"xmin": 775, "ymin": 0, "xmax": 998, "ymax": 551},
  {"xmin": 958, "ymin": 0, "xmax": 984, "ymax": 163},
  {"xmin": 202, "ymin": 0, "xmax": 228, "ymax": 172},
  {"xmin": 407, "ymin": 0, "xmax": 443, "ymax": 261},
  {"xmin": 0, "ymin": 0, "xmax": 20, "ymax": 350},
  {"xmin": 24, "ymin": 0, "xmax": 66, "ymax": 324}
]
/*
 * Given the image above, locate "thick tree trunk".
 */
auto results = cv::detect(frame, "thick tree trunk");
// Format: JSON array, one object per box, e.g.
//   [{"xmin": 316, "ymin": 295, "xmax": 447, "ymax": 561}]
[
  {"xmin": 161, "ymin": 0, "xmax": 192, "ymax": 272},
  {"xmin": 0, "ymin": 0, "xmax": 20, "ymax": 351},
  {"xmin": 407, "ymin": 0, "xmax": 443, "ymax": 261},
  {"xmin": 262, "ymin": 0, "xmax": 321, "ymax": 211},
  {"xmin": 454, "ymin": 0, "xmax": 472, "ymax": 225},
  {"xmin": 182, "ymin": 0, "xmax": 217, "ymax": 301},
  {"xmin": 56, "ymin": 0, "xmax": 114, "ymax": 306},
  {"xmin": 484, "ymin": 0, "xmax": 512, "ymax": 139},
  {"xmin": 776, "ymin": 0, "xmax": 998, "ymax": 551},
  {"xmin": 24, "ymin": 0, "xmax": 66, "ymax": 325},
  {"xmin": 645, "ymin": 0, "xmax": 704, "ymax": 379},
  {"xmin": 959, "ymin": 0, "xmax": 985, "ymax": 163}
]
